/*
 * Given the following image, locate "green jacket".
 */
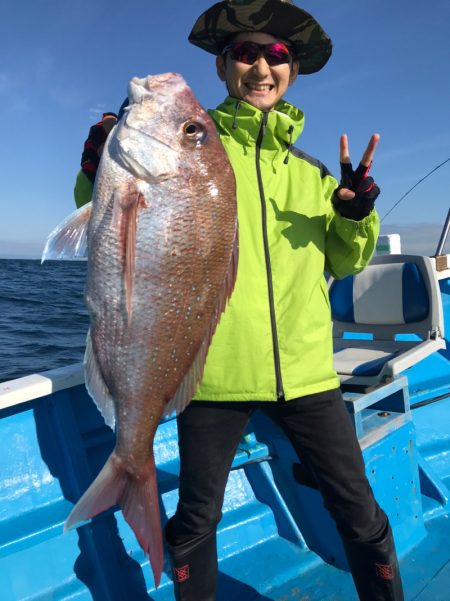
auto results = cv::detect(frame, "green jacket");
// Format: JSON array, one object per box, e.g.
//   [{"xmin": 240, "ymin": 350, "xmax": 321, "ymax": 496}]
[{"xmin": 193, "ymin": 97, "xmax": 380, "ymax": 402}]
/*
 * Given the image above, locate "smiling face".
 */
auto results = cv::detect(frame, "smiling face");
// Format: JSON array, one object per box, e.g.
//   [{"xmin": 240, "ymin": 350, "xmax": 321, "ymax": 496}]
[{"xmin": 216, "ymin": 31, "xmax": 299, "ymax": 111}]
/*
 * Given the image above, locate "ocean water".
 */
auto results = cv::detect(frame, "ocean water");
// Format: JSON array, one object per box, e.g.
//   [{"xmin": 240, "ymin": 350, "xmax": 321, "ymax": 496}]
[{"xmin": 0, "ymin": 259, "xmax": 89, "ymax": 383}]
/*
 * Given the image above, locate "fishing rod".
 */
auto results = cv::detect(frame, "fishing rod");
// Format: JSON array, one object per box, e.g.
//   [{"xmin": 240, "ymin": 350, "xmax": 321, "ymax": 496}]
[
  {"xmin": 435, "ymin": 207, "xmax": 450, "ymax": 256},
  {"xmin": 380, "ymin": 157, "xmax": 450, "ymax": 223}
]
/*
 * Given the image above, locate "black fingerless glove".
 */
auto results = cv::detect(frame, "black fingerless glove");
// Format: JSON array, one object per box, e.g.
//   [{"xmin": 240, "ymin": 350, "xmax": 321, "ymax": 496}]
[{"xmin": 332, "ymin": 162, "xmax": 380, "ymax": 221}]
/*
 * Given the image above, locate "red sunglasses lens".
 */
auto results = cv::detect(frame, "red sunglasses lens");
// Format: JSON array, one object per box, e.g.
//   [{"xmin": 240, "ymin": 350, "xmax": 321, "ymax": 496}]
[
  {"xmin": 228, "ymin": 42, "xmax": 258, "ymax": 64},
  {"xmin": 227, "ymin": 42, "xmax": 290, "ymax": 66},
  {"xmin": 265, "ymin": 43, "xmax": 291, "ymax": 65}
]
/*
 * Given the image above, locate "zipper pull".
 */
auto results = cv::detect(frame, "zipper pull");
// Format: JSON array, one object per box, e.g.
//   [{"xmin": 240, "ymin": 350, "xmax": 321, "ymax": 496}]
[
  {"xmin": 284, "ymin": 125, "xmax": 294, "ymax": 165},
  {"xmin": 261, "ymin": 112, "xmax": 269, "ymax": 137},
  {"xmin": 232, "ymin": 100, "xmax": 241, "ymax": 130}
]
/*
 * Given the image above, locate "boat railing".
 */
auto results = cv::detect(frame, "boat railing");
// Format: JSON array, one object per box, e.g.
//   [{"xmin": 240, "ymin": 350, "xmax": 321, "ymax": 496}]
[{"xmin": 0, "ymin": 363, "xmax": 84, "ymax": 411}]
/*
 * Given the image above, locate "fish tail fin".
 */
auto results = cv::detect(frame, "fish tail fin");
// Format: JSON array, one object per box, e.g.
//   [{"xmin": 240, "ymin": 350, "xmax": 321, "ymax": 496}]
[
  {"xmin": 64, "ymin": 453, "xmax": 163, "ymax": 588},
  {"xmin": 120, "ymin": 456, "xmax": 164, "ymax": 588}
]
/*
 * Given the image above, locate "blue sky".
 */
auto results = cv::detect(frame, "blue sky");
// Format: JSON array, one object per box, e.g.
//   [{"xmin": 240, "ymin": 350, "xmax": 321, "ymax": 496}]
[{"xmin": 1, "ymin": 0, "xmax": 450, "ymax": 258}]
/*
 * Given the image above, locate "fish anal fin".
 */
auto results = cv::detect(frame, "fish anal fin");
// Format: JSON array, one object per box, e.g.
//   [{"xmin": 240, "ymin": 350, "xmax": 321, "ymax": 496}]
[
  {"xmin": 84, "ymin": 330, "xmax": 116, "ymax": 430},
  {"xmin": 225, "ymin": 231, "xmax": 239, "ymax": 305},
  {"xmin": 163, "ymin": 336, "xmax": 209, "ymax": 417},
  {"xmin": 64, "ymin": 452, "xmax": 163, "ymax": 588},
  {"xmin": 163, "ymin": 233, "xmax": 239, "ymax": 417}
]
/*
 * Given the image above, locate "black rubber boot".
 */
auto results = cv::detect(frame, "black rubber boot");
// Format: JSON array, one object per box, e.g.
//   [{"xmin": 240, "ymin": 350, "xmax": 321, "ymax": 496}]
[
  {"xmin": 165, "ymin": 520, "xmax": 218, "ymax": 601},
  {"xmin": 343, "ymin": 522, "xmax": 404, "ymax": 601}
]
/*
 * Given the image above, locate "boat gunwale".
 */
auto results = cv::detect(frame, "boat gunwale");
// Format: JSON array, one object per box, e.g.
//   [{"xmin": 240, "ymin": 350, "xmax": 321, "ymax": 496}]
[{"xmin": 0, "ymin": 363, "xmax": 84, "ymax": 411}]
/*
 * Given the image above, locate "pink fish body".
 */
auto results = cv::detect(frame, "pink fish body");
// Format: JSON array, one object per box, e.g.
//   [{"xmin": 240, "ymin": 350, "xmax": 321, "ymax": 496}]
[{"xmin": 46, "ymin": 73, "xmax": 237, "ymax": 586}]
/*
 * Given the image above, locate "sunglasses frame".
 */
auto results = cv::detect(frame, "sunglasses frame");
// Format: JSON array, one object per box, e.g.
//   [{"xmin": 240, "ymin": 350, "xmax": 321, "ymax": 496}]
[{"xmin": 221, "ymin": 41, "xmax": 293, "ymax": 67}]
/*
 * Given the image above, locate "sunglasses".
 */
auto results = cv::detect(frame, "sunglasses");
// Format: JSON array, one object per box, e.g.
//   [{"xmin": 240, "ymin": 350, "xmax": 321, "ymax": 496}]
[{"xmin": 221, "ymin": 41, "xmax": 292, "ymax": 66}]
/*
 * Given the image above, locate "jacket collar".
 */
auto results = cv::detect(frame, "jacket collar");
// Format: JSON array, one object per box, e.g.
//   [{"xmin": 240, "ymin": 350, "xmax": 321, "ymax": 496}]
[{"xmin": 209, "ymin": 96, "xmax": 305, "ymax": 151}]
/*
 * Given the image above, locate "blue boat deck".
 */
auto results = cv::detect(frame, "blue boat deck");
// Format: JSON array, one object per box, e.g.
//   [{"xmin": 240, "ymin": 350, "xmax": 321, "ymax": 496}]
[
  {"xmin": 1, "ymin": 367, "xmax": 450, "ymax": 600},
  {"xmin": 1, "ymin": 254, "xmax": 450, "ymax": 600}
]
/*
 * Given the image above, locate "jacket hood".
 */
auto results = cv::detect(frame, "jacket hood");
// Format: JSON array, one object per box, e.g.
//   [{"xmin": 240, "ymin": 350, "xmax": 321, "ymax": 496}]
[{"xmin": 209, "ymin": 96, "xmax": 305, "ymax": 152}]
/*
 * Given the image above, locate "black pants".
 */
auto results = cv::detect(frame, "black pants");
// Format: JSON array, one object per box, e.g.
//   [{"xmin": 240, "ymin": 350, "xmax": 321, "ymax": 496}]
[{"xmin": 170, "ymin": 388, "xmax": 388, "ymax": 546}]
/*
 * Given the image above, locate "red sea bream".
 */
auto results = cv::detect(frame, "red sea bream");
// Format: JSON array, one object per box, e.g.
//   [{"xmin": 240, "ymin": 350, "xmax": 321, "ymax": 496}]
[{"xmin": 43, "ymin": 73, "xmax": 237, "ymax": 586}]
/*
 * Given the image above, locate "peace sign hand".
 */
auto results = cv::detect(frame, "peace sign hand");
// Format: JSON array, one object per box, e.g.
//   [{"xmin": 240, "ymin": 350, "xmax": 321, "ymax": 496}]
[{"xmin": 333, "ymin": 134, "xmax": 381, "ymax": 221}]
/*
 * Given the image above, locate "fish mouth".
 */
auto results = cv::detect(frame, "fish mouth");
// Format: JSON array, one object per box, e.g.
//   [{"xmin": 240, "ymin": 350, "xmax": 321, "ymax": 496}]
[
  {"xmin": 129, "ymin": 73, "xmax": 187, "ymax": 101},
  {"xmin": 132, "ymin": 72, "xmax": 181, "ymax": 87}
]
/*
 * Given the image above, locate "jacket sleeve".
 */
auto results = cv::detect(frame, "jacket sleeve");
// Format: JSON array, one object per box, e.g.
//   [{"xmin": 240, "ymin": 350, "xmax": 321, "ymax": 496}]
[{"xmin": 322, "ymin": 173, "xmax": 380, "ymax": 280}]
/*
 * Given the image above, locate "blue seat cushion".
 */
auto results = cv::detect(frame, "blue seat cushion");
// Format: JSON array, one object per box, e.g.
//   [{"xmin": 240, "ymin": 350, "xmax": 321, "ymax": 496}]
[{"xmin": 330, "ymin": 263, "xmax": 429, "ymax": 325}]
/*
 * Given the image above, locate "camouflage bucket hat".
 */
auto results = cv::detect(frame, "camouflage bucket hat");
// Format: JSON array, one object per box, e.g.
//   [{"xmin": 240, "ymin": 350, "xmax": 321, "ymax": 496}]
[{"xmin": 188, "ymin": 0, "xmax": 332, "ymax": 74}]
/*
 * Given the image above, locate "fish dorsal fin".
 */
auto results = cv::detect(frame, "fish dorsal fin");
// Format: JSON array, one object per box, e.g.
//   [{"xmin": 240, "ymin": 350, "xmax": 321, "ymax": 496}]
[
  {"xmin": 42, "ymin": 203, "xmax": 92, "ymax": 262},
  {"xmin": 163, "ymin": 232, "xmax": 239, "ymax": 417},
  {"xmin": 84, "ymin": 330, "xmax": 116, "ymax": 430}
]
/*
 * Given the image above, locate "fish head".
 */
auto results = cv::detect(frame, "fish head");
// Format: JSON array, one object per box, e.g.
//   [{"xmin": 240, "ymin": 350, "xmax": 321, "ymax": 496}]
[{"xmin": 111, "ymin": 73, "xmax": 222, "ymax": 186}]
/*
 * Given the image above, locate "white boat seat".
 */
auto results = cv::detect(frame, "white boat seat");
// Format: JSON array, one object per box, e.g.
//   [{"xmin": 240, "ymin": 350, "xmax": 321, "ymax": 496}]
[{"xmin": 329, "ymin": 254, "xmax": 446, "ymax": 387}]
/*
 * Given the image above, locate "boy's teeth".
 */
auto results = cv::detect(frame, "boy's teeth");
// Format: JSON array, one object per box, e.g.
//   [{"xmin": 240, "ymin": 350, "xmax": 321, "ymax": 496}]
[{"xmin": 248, "ymin": 84, "xmax": 271, "ymax": 90}]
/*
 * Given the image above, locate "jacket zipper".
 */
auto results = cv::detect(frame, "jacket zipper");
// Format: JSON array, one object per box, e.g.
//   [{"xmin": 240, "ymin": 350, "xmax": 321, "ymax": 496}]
[{"xmin": 255, "ymin": 112, "xmax": 284, "ymax": 400}]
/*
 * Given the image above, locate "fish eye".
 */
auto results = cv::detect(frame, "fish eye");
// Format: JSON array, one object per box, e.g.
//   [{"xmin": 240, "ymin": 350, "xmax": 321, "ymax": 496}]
[{"xmin": 182, "ymin": 121, "xmax": 207, "ymax": 142}]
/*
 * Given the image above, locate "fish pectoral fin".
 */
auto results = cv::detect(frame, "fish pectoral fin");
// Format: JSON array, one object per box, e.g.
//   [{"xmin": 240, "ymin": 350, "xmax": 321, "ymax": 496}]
[
  {"xmin": 114, "ymin": 188, "xmax": 147, "ymax": 322},
  {"xmin": 42, "ymin": 203, "xmax": 92, "ymax": 262},
  {"xmin": 85, "ymin": 330, "xmax": 116, "ymax": 430}
]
